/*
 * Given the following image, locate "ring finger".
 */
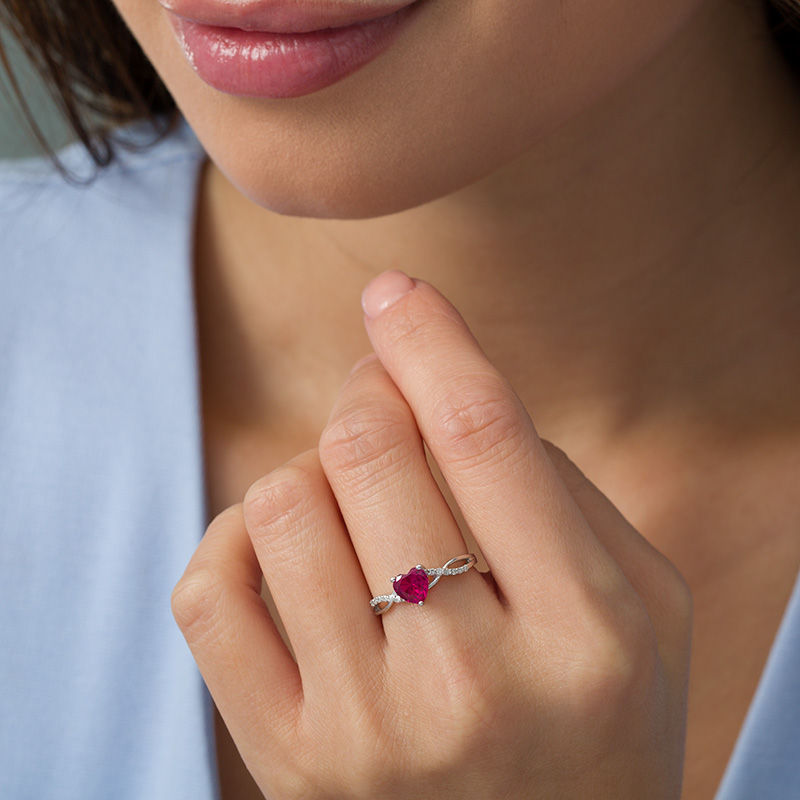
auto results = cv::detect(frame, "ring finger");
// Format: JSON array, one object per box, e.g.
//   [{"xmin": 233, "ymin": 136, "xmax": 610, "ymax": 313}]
[{"xmin": 318, "ymin": 353, "xmax": 499, "ymax": 634}]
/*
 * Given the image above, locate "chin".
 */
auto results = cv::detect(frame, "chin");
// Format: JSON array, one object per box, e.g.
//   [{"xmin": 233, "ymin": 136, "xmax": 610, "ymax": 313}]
[
  {"xmin": 200, "ymin": 136, "xmax": 473, "ymax": 221},
  {"xmin": 221, "ymin": 163, "xmax": 414, "ymax": 220}
]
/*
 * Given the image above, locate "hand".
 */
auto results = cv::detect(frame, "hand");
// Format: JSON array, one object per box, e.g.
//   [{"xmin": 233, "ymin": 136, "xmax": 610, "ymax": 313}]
[{"xmin": 172, "ymin": 270, "xmax": 692, "ymax": 799}]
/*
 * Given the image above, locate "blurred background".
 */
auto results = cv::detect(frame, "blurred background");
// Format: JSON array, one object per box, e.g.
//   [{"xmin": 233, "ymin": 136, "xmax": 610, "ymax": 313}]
[{"xmin": 0, "ymin": 24, "xmax": 74, "ymax": 160}]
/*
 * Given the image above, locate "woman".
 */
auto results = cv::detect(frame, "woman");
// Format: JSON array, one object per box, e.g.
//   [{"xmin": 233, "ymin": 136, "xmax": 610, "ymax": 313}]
[{"xmin": 1, "ymin": 0, "xmax": 798, "ymax": 797}]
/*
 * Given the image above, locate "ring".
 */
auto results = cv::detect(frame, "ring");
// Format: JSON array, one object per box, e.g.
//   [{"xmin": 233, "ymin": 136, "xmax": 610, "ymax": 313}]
[{"xmin": 370, "ymin": 553, "xmax": 479, "ymax": 615}]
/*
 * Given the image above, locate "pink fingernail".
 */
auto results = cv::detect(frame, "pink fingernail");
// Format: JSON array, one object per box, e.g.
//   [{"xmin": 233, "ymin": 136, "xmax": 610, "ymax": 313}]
[{"xmin": 361, "ymin": 270, "xmax": 415, "ymax": 318}]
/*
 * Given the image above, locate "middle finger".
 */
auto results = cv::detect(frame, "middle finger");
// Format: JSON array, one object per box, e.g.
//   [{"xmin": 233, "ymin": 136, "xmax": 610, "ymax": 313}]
[{"xmin": 360, "ymin": 271, "xmax": 627, "ymax": 616}]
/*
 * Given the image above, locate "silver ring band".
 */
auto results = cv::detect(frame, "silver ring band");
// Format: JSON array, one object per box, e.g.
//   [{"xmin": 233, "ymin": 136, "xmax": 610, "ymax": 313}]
[{"xmin": 370, "ymin": 553, "xmax": 478, "ymax": 615}]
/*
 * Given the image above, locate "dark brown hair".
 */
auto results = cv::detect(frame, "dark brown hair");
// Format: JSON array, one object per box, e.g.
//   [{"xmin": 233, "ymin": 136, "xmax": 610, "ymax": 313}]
[
  {"xmin": 1, "ymin": 0, "xmax": 799, "ymax": 183},
  {"xmin": 0, "ymin": 0, "xmax": 180, "ymax": 183}
]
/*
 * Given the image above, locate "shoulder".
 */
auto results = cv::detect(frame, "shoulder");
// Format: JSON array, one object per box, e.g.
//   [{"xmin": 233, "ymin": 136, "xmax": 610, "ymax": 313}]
[
  {"xmin": 0, "ymin": 112, "xmax": 205, "ymax": 383},
  {"xmin": 0, "ymin": 112, "xmax": 205, "ymax": 297},
  {"xmin": 0, "ymin": 126, "xmax": 216, "ymax": 800}
]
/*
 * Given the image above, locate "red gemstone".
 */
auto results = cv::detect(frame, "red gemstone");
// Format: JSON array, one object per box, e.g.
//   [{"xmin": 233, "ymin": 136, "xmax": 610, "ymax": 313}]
[{"xmin": 393, "ymin": 567, "xmax": 429, "ymax": 604}]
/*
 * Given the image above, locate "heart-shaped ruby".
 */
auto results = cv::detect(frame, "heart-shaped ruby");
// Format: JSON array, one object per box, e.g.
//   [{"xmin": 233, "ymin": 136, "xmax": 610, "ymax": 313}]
[{"xmin": 393, "ymin": 567, "xmax": 429, "ymax": 604}]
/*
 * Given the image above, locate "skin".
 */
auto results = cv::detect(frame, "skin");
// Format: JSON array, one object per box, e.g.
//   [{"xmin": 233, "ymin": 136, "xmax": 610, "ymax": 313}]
[
  {"xmin": 107, "ymin": 0, "xmax": 800, "ymax": 796},
  {"xmin": 175, "ymin": 272, "xmax": 693, "ymax": 798}
]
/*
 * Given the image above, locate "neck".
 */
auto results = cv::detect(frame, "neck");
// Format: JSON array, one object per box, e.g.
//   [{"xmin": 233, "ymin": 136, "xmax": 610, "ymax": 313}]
[{"xmin": 193, "ymin": 0, "xmax": 800, "ymax": 457}]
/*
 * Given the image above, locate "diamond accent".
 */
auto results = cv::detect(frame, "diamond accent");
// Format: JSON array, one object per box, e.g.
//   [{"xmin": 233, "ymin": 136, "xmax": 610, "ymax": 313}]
[{"xmin": 370, "ymin": 554, "xmax": 479, "ymax": 615}]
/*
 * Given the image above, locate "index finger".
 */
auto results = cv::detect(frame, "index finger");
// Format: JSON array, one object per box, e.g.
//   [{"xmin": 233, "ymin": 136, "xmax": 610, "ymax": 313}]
[{"xmin": 360, "ymin": 270, "xmax": 625, "ymax": 613}]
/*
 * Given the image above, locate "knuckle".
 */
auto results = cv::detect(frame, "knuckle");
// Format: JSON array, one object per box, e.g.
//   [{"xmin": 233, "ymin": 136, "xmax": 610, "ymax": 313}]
[
  {"xmin": 345, "ymin": 752, "xmax": 404, "ymax": 798},
  {"xmin": 410, "ymin": 621, "xmax": 500, "ymax": 742},
  {"xmin": 319, "ymin": 706, "xmax": 395, "ymax": 795},
  {"xmin": 539, "ymin": 438, "xmax": 568, "ymax": 463},
  {"xmin": 659, "ymin": 560, "xmax": 694, "ymax": 628},
  {"xmin": 637, "ymin": 551, "xmax": 694, "ymax": 645},
  {"xmin": 319, "ymin": 403, "xmax": 415, "ymax": 490},
  {"xmin": 242, "ymin": 465, "xmax": 316, "ymax": 543},
  {"xmin": 171, "ymin": 568, "xmax": 226, "ymax": 642},
  {"xmin": 540, "ymin": 438, "xmax": 589, "ymax": 495},
  {"xmin": 431, "ymin": 374, "xmax": 527, "ymax": 471},
  {"xmin": 565, "ymin": 603, "xmax": 660, "ymax": 717},
  {"xmin": 265, "ymin": 762, "xmax": 318, "ymax": 800},
  {"xmin": 436, "ymin": 643, "xmax": 497, "ymax": 735}
]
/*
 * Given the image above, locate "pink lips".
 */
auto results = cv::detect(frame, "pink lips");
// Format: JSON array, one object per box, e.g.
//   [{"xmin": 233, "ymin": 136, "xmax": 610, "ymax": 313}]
[
  {"xmin": 162, "ymin": 0, "xmax": 423, "ymax": 98},
  {"xmin": 160, "ymin": 0, "xmax": 418, "ymax": 33}
]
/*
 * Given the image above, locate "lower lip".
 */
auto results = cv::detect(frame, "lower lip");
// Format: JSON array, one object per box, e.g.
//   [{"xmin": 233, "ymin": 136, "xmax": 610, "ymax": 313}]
[{"xmin": 166, "ymin": 2, "xmax": 422, "ymax": 98}]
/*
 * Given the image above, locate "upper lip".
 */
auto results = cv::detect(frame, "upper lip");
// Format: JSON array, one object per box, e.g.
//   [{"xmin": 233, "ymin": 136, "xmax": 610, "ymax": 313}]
[{"xmin": 158, "ymin": 0, "xmax": 417, "ymax": 32}]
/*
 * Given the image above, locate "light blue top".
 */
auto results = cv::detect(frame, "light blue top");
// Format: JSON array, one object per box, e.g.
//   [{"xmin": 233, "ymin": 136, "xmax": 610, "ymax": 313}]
[{"xmin": 0, "ymin": 114, "xmax": 798, "ymax": 799}]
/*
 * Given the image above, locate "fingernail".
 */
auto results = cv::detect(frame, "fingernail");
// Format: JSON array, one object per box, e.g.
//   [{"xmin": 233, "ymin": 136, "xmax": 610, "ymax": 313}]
[{"xmin": 361, "ymin": 270, "xmax": 415, "ymax": 318}]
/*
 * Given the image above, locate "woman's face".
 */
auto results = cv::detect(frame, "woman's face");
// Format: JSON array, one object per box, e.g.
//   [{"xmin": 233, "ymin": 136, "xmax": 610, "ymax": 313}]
[{"xmin": 112, "ymin": 0, "xmax": 709, "ymax": 218}]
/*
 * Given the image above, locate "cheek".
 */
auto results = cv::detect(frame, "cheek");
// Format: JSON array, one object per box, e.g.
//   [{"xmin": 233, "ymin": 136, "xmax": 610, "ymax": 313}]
[{"xmin": 113, "ymin": 0, "xmax": 706, "ymax": 219}]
